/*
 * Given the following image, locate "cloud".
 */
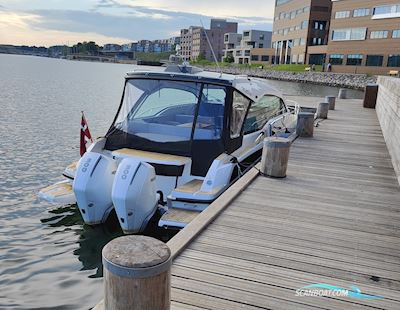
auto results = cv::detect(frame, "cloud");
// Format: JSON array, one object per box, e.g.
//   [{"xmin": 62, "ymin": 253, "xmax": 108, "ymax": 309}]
[
  {"xmin": 0, "ymin": 0, "xmax": 274, "ymax": 46},
  {"xmin": 0, "ymin": 11, "xmax": 130, "ymax": 46}
]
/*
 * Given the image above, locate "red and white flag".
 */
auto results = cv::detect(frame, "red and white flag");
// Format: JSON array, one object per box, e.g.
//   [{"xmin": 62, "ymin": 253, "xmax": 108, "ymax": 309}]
[{"xmin": 80, "ymin": 112, "xmax": 93, "ymax": 156}]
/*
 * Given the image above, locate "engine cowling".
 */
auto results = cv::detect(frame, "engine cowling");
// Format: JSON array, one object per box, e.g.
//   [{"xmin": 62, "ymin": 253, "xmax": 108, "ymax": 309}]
[
  {"xmin": 112, "ymin": 158, "xmax": 158, "ymax": 234},
  {"xmin": 73, "ymin": 152, "xmax": 117, "ymax": 225}
]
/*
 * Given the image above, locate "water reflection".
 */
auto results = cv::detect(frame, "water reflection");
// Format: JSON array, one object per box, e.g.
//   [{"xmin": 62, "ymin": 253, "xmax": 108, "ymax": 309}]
[{"xmin": 40, "ymin": 205, "xmax": 177, "ymax": 279}]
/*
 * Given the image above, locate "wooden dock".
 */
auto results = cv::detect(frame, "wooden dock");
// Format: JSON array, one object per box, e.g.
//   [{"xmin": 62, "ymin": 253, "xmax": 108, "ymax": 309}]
[{"xmin": 167, "ymin": 96, "xmax": 400, "ymax": 310}]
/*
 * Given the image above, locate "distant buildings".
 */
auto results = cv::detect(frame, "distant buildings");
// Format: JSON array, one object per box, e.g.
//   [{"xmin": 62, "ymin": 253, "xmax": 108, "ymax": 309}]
[
  {"xmin": 326, "ymin": 0, "xmax": 400, "ymax": 74},
  {"xmin": 180, "ymin": 19, "xmax": 238, "ymax": 62},
  {"xmin": 223, "ymin": 30, "xmax": 272, "ymax": 64},
  {"xmin": 103, "ymin": 37, "xmax": 180, "ymax": 54},
  {"xmin": 272, "ymin": 0, "xmax": 332, "ymax": 65},
  {"xmin": 271, "ymin": 0, "xmax": 400, "ymax": 73}
]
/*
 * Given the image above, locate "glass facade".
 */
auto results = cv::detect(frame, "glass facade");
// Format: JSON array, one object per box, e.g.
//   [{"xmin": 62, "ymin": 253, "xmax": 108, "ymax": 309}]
[
  {"xmin": 366, "ymin": 55, "xmax": 384, "ymax": 66},
  {"xmin": 332, "ymin": 28, "xmax": 367, "ymax": 41},
  {"xmin": 335, "ymin": 11, "xmax": 350, "ymax": 19},
  {"xmin": 370, "ymin": 31, "xmax": 389, "ymax": 39},
  {"xmin": 353, "ymin": 8, "xmax": 370, "ymax": 17},
  {"xmin": 373, "ymin": 4, "xmax": 400, "ymax": 16},
  {"xmin": 388, "ymin": 55, "xmax": 400, "ymax": 67},
  {"xmin": 329, "ymin": 54, "xmax": 344, "ymax": 65},
  {"xmin": 346, "ymin": 54, "xmax": 363, "ymax": 66}
]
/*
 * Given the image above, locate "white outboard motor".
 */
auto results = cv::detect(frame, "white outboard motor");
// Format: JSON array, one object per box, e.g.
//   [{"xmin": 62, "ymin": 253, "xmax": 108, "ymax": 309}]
[
  {"xmin": 73, "ymin": 152, "xmax": 117, "ymax": 225},
  {"xmin": 112, "ymin": 158, "xmax": 158, "ymax": 234}
]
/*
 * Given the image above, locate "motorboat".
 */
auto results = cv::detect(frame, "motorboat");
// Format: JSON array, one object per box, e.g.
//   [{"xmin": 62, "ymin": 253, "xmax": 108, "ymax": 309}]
[{"xmin": 39, "ymin": 64, "xmax": 299, "ymax": 233}]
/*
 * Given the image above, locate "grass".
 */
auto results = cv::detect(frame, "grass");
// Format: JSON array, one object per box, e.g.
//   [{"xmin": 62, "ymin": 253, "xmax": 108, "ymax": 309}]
[
  {"xmin": 190, "ymin": 60, "xmax": 324, "ymax": 73},
  {"xmin": 135, "ymin": 51, "xmax": 174, "ymax": 62}
]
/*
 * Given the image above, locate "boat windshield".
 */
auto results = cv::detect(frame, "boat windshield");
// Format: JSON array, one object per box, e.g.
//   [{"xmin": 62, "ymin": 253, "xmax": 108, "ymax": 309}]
[{"xmin": 106, "ymin": 79, "xmax": 227, "ymax": 155}]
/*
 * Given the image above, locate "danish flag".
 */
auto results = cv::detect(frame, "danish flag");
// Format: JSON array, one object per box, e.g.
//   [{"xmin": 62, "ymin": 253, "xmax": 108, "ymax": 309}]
[{"xmin": 80, "ymin": 112, "xmax": 93, "ymax": 156}]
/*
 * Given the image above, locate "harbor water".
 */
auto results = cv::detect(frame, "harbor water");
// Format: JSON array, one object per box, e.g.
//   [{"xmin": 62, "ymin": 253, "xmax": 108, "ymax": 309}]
[{"xmin": 0, "ymin": 54, "xmax": 363, "ymax": 309}]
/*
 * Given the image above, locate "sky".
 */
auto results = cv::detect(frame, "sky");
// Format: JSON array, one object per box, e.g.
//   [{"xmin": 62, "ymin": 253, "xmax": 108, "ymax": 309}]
[{"xmin": 0, "ymin": 0, "xmax": 275, "ymax": 47}]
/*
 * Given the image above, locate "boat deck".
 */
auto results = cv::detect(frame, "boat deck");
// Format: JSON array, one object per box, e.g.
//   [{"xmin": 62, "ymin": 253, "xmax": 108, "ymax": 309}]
[{"xmin": 168, "ymin": 96, "xmax": 400, "ymax": 310}]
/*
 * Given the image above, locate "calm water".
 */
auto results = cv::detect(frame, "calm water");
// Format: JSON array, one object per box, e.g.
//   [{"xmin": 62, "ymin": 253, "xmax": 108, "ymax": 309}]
[{"xmin": 0, "ymin": 54, "xmax": 363, "ymax": 309}]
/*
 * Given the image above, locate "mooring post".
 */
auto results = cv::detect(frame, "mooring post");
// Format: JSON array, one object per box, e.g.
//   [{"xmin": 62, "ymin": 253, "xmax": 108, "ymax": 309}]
[
  {"xmin": 296, "ymin": 112, "xmax": 315, "ymax": 138},
  {"xmin": 325, "ymin": 96, "xmax": 336, "ymax": 110},
  {"xmin": 338, "ymin": 88, "xmax": 347, "ymax": 99},
  {"xmin": 363, "ymin": 84, "xmax": 379, "ymax": 109},
  {"xmin": 102, "ymin": 236, "xmax": 171, "ymax": 310},
  {"xmin": 261, "ymin": 137, "xmax": 291, "ymax": 178},
  {"xmin": 317, "ymin": 102, "xmax": 329, "ymax": 119}
]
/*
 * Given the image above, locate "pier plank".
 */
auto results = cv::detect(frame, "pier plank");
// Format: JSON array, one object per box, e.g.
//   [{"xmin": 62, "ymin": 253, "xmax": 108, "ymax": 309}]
[{"xmin": 169, "ymin": 97, "xmax": 400, "ymax": 310}]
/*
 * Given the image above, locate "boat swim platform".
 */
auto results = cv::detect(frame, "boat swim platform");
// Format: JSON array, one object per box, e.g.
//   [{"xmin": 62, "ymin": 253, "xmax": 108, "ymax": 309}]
[{"xmin": 167, "ymin": 96, "xmax": 400, "ymax": 310}]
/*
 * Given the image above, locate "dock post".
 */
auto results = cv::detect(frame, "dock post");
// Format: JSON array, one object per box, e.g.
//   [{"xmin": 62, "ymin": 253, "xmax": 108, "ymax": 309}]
[
  {"xmin": 338, "ymin": 88, "xmax": 347, "ymax": 99},
  {"xmin": 261, "ymin": 137, "xmax": 291, "ymax": 178},
  {"xmin": 296, "ymin": 112, "xmax": 315, "ymax": 137},
  {"xmin": 363, "ymin": 84, "xmax": 379, "ymax": 109},
  {"xmin": 102, "ymin": 236, "xmax": 171, "ymax": 310},
  {"xmin": 317, "ymin": 102, "xmax": 329, "ymax": 119},
  {"xmin": 325, "ymin": 96, "xmax": 336, "ymax": 110}
]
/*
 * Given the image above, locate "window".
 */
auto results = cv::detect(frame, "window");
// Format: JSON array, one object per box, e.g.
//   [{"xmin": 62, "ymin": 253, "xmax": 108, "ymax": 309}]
[
  {"xmin": 261, "ymin": 55, "xmax": 270, "ymax": 61},
  {"xmin": 231, "ymin": 92, "xmax": 251, "ymax": 138},
  {"xmin": 251, "ymin": 55, "xmax": 259, "ymax": 61},
  {"xmin": 243, "ymin": 31, "xmax": 250, "ymax": 37},
  {"xmin": 303, "ymin": 6, "xmax": 310, "ymax": 13},
  {"xmin": 193, "ymin": 85, "xmax": 226, "ymax": 140},
  {"xmin": 335, "ymin": 11, "xmax": 350, "ymax": 19},
  {"xmin": 301, "ymin": 20, "xmax": 308, "ymax": 29},
  {"xmin": 370, "ymin": 31, "xmax": 388, "ymax": 39},
  {"xmin": 366, "ymin": 55, "xmax": 384, "ymax": 66},
  {"xmin": 259, "ymin": 43, "xmax": 264, "ymax": 48},
  {"xmin": 346, "ymin": 54, "xmax": 363, "ymax": 66},
  {"xmin": 332, "ymin": 28, "xmax": 367, "ymax": 41},
  {"xmin": 300, "ymin": 38, "xmax": 306, "ymax": 45},
  {"xmin": 290, "ymin": 11, "xmax": 296, "ymax": 19},
  {"xmin": 373, "ymin": 5, "xmax": 400, "ymax": 16},
  {"xmin": 244, "ymin": 95, "xmax": 285, "ymax": 134},
  {"xmin": 388, "ymin": 55, "xmax": 400, "ymax": 67},
  {"xmin": 393, "ymin": 30, "xmax": 400, "ymax": 38},
  {"xmin": 329, "ymin": 54, "xmax": 344, "ymax": 65},
  {"xmin": 244, "ymin": 50, "xmax": 251, "ymax": 56},
  {"xmin": 353, "ymin": 8, "xmax": 370, "ymax": 17}
]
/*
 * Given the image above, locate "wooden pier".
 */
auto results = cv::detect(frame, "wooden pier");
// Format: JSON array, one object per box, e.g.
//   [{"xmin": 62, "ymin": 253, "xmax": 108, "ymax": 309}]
[{"xmin": 167, "ymin": 96, "xmax": 400, "ymax": 310}]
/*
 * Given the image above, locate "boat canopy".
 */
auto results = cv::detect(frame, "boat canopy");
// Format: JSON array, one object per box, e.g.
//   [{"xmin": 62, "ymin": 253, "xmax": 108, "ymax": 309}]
[{"xmin": 104, "ymin": 66, "xmax": 285, "ymax": 176}]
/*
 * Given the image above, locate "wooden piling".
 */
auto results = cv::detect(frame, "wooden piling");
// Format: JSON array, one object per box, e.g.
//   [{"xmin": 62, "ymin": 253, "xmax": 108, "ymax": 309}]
[
  {"xmin": 260, "ymin": 137, "xmax": 291, "ymax": 178},
  {"xmin": 338, "ymin": 88, "xmax": 347, "ymax": 99},
  {"xmin": 363, "ymin": 84, "xmax": 379, "ymax": 109},
  {"xmin": 296, "ymin": 112, "xmax": 315, "ymax": 137},
  {"xmin": 102, "ymin": 236, "xmax": 171, "ymax": 310},
  {"xmin": 317, "ymin": 102, "xmax": 329, "ymax": 119},
  {"xmin": 325, "ymin": 96, "xmax": 336, "ymax": 110}
]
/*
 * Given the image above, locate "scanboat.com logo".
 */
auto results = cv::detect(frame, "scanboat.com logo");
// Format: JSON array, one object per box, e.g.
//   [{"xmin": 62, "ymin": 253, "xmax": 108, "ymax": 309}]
[{"xmin": 295, "ymin": 283, "xmax": 385, "ymax": 300}]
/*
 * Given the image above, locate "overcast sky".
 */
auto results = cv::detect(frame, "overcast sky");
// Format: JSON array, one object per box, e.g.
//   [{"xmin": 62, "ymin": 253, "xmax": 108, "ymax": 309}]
[{"xmin": 0, "ymin": 0, "xmax": 276, "ymax": 46}]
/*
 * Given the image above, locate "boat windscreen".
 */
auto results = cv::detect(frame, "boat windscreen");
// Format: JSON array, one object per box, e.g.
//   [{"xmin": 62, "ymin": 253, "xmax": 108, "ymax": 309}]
[{"xmin": 105, "ymin": 79, "xmax": 227, "ymax": 157}]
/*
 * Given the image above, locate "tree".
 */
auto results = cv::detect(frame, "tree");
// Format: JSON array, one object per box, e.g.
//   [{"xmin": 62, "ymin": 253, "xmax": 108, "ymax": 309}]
[{"xmin": 224, "ymin": 55, "xmax": 234, "ymax": 63}]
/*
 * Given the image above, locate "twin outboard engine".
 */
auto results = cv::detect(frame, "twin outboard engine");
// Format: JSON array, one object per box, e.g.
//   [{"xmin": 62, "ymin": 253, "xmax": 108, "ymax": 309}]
[
  {"xmin": 112, "ymin": 158, "xmax": 158, "ymax": 234},
  {"xmin": 73, "ymin": 152, "xmax": 117, "ymax": 225}
]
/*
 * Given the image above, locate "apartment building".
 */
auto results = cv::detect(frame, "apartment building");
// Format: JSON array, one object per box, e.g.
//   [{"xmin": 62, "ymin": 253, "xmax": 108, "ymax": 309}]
[
  {"xmin": 272, "ymin": 0, "xmax": 332, "ymax": 64},
  {"xmin": 190, "ymin": 19, "xmax": 238, "ymax": 62},
  {"xmin": 326, "ymin": 0, "xmax": 400, "ymax": 74},
  {"xmin": 223, "ymin": 30, "xmax": 272, "ymax": 64},
  {"xmin": 180, "ymin": 26, "xmax": 201, "ymax": 61}
]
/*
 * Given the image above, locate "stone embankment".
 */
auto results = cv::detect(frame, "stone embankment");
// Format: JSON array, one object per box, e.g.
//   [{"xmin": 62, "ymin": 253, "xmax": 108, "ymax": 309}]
[{"xmin": 202, "ymin": 66, "xmax": 377, "ymax": 90}]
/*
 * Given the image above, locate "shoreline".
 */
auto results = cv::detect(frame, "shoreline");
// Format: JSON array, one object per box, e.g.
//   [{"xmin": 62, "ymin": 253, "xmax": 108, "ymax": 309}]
[{"xmin": 200, "ymin": 66, "xmax": 377, "ymax": 90}]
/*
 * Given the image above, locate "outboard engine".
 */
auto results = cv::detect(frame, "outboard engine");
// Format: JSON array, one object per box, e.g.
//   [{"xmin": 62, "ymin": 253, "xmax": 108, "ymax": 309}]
[
  {"xmin": 112, "ymin": 158, "xmax": 158, "ymax": 234},
  {"xmin": 73, "ymin": 152, "xmax": 117, "ymax": 225}
]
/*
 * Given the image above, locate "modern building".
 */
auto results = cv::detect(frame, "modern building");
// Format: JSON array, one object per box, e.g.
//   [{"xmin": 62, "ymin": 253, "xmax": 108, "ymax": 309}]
[
  {"xmin": 190, "ymin": 19, "xmax": 238, "ymax": 62},
  {"xmin": 326, "ymin": 0, "xmax": 400, "ymax": 74},
  {"xmin": 180, "ymin": 26, "xmax": 201, "ymax": 61},
  {"xmin": 272, "ymin": 0, "xmax": 332, "ymax": 64},
  {"xmin": 223, "ymin": 30, "xmax": 272, "ymax": 64}
]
